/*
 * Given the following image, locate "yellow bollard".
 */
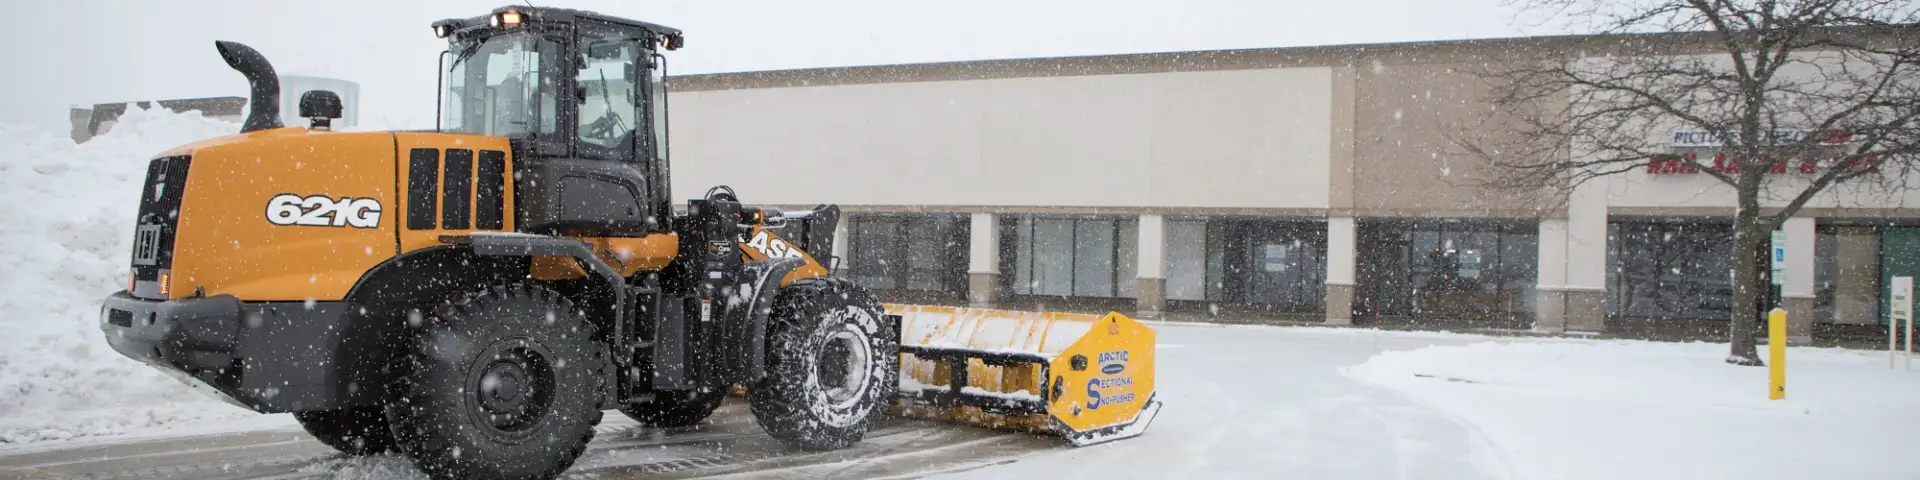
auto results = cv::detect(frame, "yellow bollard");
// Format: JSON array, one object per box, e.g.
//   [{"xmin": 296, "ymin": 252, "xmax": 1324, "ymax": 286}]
[{"xmin": 1769, "ymin": 308, "xmax": 1787, "ymax": 400}]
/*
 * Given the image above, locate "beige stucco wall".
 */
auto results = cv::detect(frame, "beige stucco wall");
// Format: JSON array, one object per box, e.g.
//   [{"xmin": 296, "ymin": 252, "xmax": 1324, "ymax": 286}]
[
  {"xmin": 666, "ymin": 68, "xmax": 1333, "ymax": 210},
  {"xmin": 1350, "ymin": 61, "xmax": 1565, "ymax": 218}
]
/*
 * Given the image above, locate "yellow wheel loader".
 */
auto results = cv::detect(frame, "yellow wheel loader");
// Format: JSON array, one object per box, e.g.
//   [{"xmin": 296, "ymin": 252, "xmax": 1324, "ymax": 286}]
[{"xmin": 96, "ymin": 5, "xmax": 1158, "ymax": 479}]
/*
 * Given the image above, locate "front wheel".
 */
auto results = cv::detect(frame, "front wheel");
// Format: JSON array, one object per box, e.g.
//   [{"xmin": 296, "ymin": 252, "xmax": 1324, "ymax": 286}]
[
  {"xmin": 748, "ymin": 277, "xmax": 899, "ymax": 451},
  {"xmin": 384, "ymin": 283, "xmax": 608, "ymax": 480}
]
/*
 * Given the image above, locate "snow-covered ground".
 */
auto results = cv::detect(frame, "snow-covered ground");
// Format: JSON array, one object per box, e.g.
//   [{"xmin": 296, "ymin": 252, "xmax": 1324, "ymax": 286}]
[
  {"xmin": 940, "ymin": 326, "xmax": 1920, "ymax": 480},
  {"xmin": 0, "ymin": 106, "xmax": 287, "ymax": 445},
  {"xmin": 1344, "ymin": 339, "xmax": 1920, "ymax": 480},
  {"xmin": 937, "ymin": 323, "xmax": 1516, "ymax": 480}
]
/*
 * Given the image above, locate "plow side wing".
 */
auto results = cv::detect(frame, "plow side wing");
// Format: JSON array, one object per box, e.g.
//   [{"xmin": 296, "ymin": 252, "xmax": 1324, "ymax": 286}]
[
  {"xmin": 885, "ymin": 304, "xmax": 1161, "ymax": 447},
  {"xmin": 1042, "ymin": 312, "xmax": 1161, "ymax": 447}
]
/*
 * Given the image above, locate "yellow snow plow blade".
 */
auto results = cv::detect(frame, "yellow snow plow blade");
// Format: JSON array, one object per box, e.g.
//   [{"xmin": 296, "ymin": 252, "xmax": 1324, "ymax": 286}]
[{"xmin": 885, "ymin": 304, "xmax": 1162, "ymax": 447}]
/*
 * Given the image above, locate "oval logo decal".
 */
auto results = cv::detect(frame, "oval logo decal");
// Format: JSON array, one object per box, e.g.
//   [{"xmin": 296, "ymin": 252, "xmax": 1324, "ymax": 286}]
[{"xmin": 1101, "ymin": 363, "xmax": 1125, "ymax": 375}]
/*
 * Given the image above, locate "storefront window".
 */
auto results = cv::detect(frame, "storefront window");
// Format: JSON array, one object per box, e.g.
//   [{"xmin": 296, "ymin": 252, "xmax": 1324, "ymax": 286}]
[
  {"xmin": 1223, "ymin": 220, "xmax": 1326, "ymax": 311},
  {"xmin": 1356, "ymin": 219, "xmax": 1537, "ymax": 319},
  {"xmin": 1501, "ymin": 229, "xmax": 1540, "ymax": 314},
  {"xmin": 1009, "ymin": 215, "xmax": 1134, "ymax": 298},
  {"xmin": 1606, "ymin": 221, "xmax": 1734, "ymax": 320},
  {"xmin": 1074, "ymin": 220, "xmax": 1117, "ymax": 296},
  {"xmin": 848, "ymin": 213, "xmax": 967, "ymax": 298},
  {"xmin": 1157, "ymin": 218, "xmax": 1325, "ymax": 311},
  {"xmin": 1030, "ymin": 218, "xmax": 1074, "ymax": 296},
  {"xmin": 851, "ymin": 219, "xmax": 902, "ymax": 290},
  {"xmin": 1820, "ymin": 225, "xmax": 1881, "ymax": 326},
  {"xmin": 1166, "ymin": 220, "xmax": 1210, "ymax": 301},
  {"xmin": 1817, "ymin": 226, "xmax": 1880, "ymax": 325}
]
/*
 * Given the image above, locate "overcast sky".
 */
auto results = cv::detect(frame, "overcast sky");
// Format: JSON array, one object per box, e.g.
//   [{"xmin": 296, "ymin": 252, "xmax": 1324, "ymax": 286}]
[{"xmin": 6, "ymin": 0, "xmax": 1566, "ymax": 133}]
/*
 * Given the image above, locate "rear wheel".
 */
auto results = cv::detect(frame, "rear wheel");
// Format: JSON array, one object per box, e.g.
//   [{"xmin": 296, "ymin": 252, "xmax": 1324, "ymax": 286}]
[
  {"xmin": 748, "ymin": 277, "xmax": 898, "ymax": 451},
  {"xmin": 383, "ymin": 283, "xmax": 608, "ymax": 480},
  {"xmin": 619, "ymin": 387, "xmax": 726, "ymax": 428},
  {"xmin": 293, "ymin": 406, "xmax": 395, "ymax": 455}
]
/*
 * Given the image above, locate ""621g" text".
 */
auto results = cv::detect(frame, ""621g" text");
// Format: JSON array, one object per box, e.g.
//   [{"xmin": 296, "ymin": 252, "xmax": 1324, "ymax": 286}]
[{"xmin": 266, "ymin": 194, "xmax": 383, "ymax": 228}]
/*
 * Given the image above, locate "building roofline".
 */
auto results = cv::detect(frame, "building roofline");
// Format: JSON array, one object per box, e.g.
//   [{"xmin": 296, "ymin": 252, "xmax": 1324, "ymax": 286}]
[{"xmin": 666, "ymin": 26, "xmax": 1895, "ymax": 92}]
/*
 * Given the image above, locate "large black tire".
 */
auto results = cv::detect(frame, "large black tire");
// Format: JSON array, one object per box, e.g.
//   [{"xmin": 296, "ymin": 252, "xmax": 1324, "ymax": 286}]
[
  {"xmin": 383, "ymin": 283, "xmax": 608, "ymax": 480},
  {"xmin": 293, "ymin": 406, "xmax": 395, "ymax": 455},
  {"xmin": 619, "ymin": 387, "xmax": 726, "ymax": 428},
  {"xmin": 748, "ymin": 277, "xmax": 899, "ymax": 451}
]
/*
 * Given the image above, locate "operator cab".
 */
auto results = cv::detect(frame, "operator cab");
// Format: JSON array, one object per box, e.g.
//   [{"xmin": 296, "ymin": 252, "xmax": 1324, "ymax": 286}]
[{"xmin": 429, "ymin": 7, "xmax": 685, "ymax": 237}]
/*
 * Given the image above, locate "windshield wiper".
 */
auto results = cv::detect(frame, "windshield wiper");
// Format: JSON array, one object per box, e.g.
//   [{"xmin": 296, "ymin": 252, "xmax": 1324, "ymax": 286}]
[
  {"xmin": 599, "ymin": 68, "xmax": 628, "ymax": 133},
  {"xmin": 451, "ymin": 42, "xmax": 484, "ymax": 70}
]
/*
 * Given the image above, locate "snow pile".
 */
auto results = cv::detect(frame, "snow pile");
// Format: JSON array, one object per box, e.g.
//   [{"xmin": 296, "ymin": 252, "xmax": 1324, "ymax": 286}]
[
  {"xmin": 1346, "ymin": 340, "xmax": 1920, "ymax": 480},
  {"xmin": 0, "ymin": 105, "xmax": 269, "ymax": 445}
]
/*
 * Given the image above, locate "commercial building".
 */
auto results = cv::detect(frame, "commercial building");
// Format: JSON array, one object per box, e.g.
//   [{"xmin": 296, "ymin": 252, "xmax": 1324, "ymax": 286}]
[{"xmin": 662, "ymin": 32, "xmax": 1915, "ymax": 343}]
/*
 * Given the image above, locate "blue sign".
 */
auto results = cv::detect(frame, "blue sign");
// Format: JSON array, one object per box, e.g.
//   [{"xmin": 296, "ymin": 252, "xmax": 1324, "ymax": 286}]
[{"xmin": 1771, "ymin": 229, "xmax": 1787, "ymax": 286}]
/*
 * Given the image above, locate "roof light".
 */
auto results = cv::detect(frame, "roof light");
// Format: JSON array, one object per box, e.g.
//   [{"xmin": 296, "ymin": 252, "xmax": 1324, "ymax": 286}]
[
  {"xmin": 492, "ymin": 11, "xmax": 523, "ymax": 27},
  {"xmin": 433, "ymin": 24, "xmax": 454, "ymax": 38}
]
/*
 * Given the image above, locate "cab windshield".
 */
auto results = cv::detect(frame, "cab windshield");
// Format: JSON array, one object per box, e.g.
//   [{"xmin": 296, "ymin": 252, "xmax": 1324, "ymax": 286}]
[{"xmin": 441, "ymin": 32, "xmax": 559, "ymax": 137}]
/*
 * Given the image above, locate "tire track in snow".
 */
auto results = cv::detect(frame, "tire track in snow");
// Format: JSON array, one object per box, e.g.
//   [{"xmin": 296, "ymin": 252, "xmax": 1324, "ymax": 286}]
[{"xmin": 1339, "ymin": 365, "xmax": 1517, "ymax": 480}]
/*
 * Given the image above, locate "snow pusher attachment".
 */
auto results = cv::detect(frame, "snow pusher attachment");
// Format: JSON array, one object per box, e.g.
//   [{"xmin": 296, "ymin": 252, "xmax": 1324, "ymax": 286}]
[{"xmin": 886, "ymin": 305, "xmax": 1162, "ymax": 447}]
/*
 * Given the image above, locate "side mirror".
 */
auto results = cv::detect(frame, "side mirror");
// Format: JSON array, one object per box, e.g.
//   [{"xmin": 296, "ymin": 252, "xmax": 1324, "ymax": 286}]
[{"xmin": 299, "ymin": 90, "xmax": 343, "ymax": 130}]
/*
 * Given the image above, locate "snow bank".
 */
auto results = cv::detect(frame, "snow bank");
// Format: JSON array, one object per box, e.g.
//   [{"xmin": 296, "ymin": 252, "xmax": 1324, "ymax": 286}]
[
  {"xmin": 0, "ymin": 105, "xmax": 281, "ymax": 445},
  {"xmin": 1346, "ymin": 340, "xmax": 1920, "ymax": 480}
]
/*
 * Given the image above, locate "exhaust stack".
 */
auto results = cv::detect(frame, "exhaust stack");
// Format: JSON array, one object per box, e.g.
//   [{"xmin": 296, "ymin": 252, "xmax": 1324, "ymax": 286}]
[{"xmin": 214, "ymin": 41, "xmax": 282, "ymax": 133}]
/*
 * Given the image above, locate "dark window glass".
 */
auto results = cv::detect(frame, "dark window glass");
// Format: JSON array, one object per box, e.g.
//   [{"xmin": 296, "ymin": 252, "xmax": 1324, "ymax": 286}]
[
  {"xmin": 1815, "ymin": 225, "xmax": 1880, "ymax": 324},
  {"xmin": 1073, "ymin": 219, "xmax": 1116, "ymax": 297},
  {"xmin": 1357, "ymin": 220, "xmax": 1537, "ymax": 319},
  {"xmin": 1165, "ymin": 219, "xmax": 1212, "ymax": 301},
  {"xmin": 848, "ymin": 214, "xmax": 967, "ymax": 296},
  {"xmin": 1007, "ymin": 215, "xmax": 1132, "ymax": 299},
  {"xmin": 1607, "ymin": 222, "xmax": 1734, "ymax": 320}
]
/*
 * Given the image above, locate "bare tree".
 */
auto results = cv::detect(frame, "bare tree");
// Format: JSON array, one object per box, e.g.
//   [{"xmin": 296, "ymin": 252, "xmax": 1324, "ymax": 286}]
[{"xmin": 1449, "ymin": 0, "xmax": 1920, "ymax": 365}]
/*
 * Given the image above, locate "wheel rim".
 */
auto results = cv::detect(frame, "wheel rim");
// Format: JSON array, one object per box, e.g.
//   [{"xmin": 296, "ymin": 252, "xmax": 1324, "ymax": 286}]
[
  {"xmin": 466, "ymin": 338, "xmax": 557, "ymax": 441},
  {"xmin": 815, "ymin": 325, "xmax": 873, "ymax": 409}
]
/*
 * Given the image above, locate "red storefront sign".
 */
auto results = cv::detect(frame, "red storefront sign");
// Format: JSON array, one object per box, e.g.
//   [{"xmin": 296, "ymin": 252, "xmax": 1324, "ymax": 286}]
[{"xmin": 1645, "ymin": 152, "xmax": 1882, "ymax": 175}]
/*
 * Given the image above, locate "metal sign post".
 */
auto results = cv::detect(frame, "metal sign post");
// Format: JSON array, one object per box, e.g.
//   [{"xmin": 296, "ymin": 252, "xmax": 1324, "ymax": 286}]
[
  {"xmin": 1771, "ymin": 230, "xmax": 1787, "ymax": 286},
  {"xmin": 1891, "ymin": 276, "xmax": 1913, "ymax": 370},
  {"xmin": 1770, "ymin": 229, "xmax": 1786, "ymax": 310}
]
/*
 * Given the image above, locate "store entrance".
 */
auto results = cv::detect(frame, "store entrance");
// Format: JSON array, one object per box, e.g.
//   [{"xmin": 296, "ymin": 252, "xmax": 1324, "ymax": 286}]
[
  {"xmin": 1213, "ymin": 219, "xmax": 1326, "ymax": 313},
  {"xmin": 1353, "ymin": 219, "xmax": 1538, "ymax": 326}
]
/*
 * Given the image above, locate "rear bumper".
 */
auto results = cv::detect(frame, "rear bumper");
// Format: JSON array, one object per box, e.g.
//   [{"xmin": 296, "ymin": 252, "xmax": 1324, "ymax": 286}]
[{"xmin": 99, "ymin": 291, "xmax": 363, "ymax": 413}]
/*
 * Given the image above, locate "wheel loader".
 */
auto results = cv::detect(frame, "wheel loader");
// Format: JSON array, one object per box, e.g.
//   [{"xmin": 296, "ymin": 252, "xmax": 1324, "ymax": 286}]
[{"xmin": 98, "ymin": 6, "xmax": 1159, "ymax": 479}]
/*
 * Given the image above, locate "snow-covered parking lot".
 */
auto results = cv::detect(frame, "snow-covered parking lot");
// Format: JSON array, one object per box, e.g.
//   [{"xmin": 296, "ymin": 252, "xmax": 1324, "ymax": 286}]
[
  {"xmin": 5, "ymin": 315, "xmax": 1918, "ymax": 479},
  {"xmin": 940, "ymin": 323, "xmax": 1920, "ymax": 480}
]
